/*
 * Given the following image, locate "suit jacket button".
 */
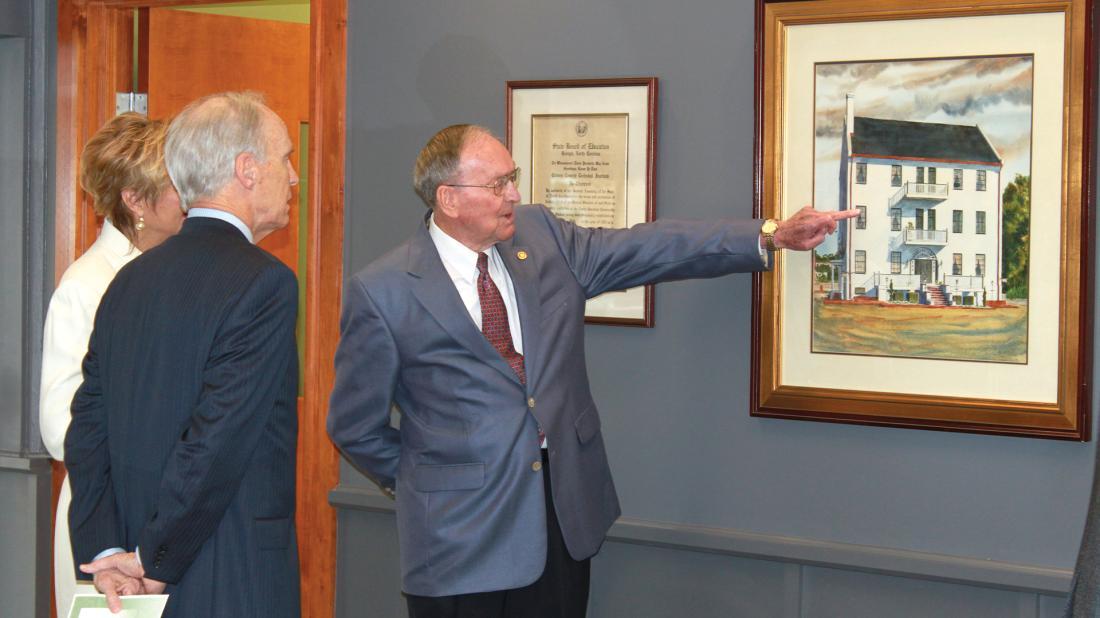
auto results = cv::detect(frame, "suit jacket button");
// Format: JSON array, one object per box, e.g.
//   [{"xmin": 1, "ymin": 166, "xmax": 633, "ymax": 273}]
[
  {"xmin": 532, "ymin": 460, "xmax": 542, "ymax": 472},
  {"xmin": 527, "ymin": 397, "xmax": 536, "ymax": 408}
]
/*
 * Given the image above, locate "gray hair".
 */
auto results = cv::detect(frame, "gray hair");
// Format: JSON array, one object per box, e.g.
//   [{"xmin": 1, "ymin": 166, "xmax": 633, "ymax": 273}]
[
  {"xmin": 412, "ymin": 124, "xmax": 492, "ymax": 209},
  {"xmin": 165, "ymin": 91, "xmax": 270, "ymax": 210}
]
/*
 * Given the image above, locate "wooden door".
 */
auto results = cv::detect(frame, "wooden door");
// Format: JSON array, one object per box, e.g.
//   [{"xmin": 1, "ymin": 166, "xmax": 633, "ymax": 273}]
[
  {"xmin": 55, "ymin": 2, "xmax": 345, "ymax": 617},
  {"xmin": 147, "ymin": 8, "xmax": 309, "ymax": 271}
]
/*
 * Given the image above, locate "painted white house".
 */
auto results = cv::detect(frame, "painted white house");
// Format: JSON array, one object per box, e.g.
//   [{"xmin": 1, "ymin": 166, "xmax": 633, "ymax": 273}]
[{"xmin": 834, "ymin": 95, "xmax": 1003, "ymax": 306}]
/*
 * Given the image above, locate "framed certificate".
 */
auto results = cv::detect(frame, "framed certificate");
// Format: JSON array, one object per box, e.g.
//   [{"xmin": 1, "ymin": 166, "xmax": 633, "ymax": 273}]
[{"xmin": 508, "ymin": 77, "xmax": 658, "ymax": 326}]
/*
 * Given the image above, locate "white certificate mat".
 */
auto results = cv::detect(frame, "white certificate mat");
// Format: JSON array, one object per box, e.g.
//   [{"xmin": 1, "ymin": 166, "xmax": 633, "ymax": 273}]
[{"xmin": 69, "ymin": 594, "xmax": 168, "ymax": 618}]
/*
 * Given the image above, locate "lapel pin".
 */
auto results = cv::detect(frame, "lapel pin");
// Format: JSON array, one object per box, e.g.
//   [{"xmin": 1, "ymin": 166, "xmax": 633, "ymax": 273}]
[{"xmin": 516, "ymin": 250, "xmax": 528, "ymax": 261}]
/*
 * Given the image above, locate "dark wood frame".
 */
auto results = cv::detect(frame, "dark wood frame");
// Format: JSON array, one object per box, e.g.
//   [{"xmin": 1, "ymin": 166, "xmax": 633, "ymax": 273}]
[
  {"xmin": 55, "ymin": 2, "xmax": 345, "ymax": 616},
  {"xmin": 506, "ymin": 77, "xmax": 658, "ymax": 327},
  {"xmin": 751, "ymin": 0, "xmax": 1097, "ymax": 440}
]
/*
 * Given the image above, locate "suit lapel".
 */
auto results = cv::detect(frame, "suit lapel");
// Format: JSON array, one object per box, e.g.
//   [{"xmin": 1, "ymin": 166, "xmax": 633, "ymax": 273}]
[
  {"xmin": 498, "ymin": 237, "xmax": 541, "ymax": 389},
  {"xmin": 406, "ymin": 222, "xmax": 521, "ymax": 385}
]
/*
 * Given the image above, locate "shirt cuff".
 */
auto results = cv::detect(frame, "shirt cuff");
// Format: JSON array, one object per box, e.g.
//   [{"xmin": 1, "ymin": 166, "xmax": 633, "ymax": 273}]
[{"xmin": 93, "ymin": 547, "xmax": 125, "ymax": 562}]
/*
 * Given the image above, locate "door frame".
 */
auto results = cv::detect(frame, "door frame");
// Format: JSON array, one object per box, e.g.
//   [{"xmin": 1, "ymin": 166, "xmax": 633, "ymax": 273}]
[
  {"xmin": 54, "ymin": 2, "xmax": 345, "ymax": 616},
  {"xmin": 913, "ymin": 248, "xmax": 938, "ymax": 285}
]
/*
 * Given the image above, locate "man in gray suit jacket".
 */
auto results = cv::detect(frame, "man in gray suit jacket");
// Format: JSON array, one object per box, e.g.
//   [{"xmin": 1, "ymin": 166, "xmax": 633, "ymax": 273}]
[{"xmin": 327, "ymin": 124, "xmax": 852, "ymax": 618}]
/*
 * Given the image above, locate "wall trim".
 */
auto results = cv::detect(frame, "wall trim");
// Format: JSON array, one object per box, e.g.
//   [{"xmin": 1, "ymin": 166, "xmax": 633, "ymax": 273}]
[
  {"xmin": 0, "ymin": 454, "xmax": 51, "ymax": 473},
  {"xmin": 329, "ymin": 484, "xmax": 1072, "ymax": 596}
]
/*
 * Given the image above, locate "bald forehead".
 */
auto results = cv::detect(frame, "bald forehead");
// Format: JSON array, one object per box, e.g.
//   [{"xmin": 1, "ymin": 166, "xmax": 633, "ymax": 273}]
[
  {"xmin": 457, "ymin": 132, "xmax": 513, "ymax": 177},
  {"xmin": 262, "ymin": 109, "xmax": 292, "ymax": 151}
]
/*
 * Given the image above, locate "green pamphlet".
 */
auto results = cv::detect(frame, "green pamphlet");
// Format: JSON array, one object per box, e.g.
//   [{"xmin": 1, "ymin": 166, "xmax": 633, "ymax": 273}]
[{"xmin": 67, "ymin": 594, "xmax": 168, "ymax": 618}]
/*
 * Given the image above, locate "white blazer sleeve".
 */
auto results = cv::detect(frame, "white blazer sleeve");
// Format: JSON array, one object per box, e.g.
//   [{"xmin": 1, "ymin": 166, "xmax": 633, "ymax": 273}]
[{"xmin": 40, "ymin": 277, "xmax": 99, "ymax": 461}]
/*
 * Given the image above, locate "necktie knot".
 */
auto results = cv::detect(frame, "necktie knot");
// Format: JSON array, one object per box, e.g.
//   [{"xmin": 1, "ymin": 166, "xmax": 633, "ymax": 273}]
[{"xmin": 476, "ymin": 252, "xmax": 489, "ymax": 276}]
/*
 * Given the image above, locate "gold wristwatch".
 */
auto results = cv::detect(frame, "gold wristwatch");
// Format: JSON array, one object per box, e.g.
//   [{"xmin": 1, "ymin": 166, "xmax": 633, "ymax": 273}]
[{"xmin": 760, "ymin": 219, "xmax": 779, "ymax": 252}]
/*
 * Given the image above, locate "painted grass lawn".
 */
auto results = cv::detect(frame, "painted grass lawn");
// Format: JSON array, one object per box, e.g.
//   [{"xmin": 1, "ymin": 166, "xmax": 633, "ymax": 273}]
[{"xmin": 811, "ymin": 299, "xmax": 1028, "ymax": 364}]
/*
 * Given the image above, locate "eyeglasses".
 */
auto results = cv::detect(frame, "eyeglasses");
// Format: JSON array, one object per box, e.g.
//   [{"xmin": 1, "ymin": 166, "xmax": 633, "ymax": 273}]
[{"xmin": 443, "ymin": 167, "xmax": 521, "ymax": 197}]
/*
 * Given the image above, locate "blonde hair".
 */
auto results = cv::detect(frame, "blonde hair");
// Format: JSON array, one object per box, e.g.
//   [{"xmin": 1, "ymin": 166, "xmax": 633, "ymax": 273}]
[
  {"xmin": 79, "ymin": 112, "xmax": 170, "ymax": 242},
  {"xmin": 412, "ymin": 124, "xmax": 492, "ymax": 209}
]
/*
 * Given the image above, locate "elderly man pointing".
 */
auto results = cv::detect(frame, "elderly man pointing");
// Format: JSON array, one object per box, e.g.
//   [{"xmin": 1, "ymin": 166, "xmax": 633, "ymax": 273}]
[{"xmin": 327, "ymin": 124, "xmax": 853, "ymax": 618}]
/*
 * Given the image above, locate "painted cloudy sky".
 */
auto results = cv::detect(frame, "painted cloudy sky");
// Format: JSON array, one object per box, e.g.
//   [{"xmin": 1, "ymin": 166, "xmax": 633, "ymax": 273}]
[{"xmin": 813, "ymin": 55, "xmax": 1034, "ymax": 250}]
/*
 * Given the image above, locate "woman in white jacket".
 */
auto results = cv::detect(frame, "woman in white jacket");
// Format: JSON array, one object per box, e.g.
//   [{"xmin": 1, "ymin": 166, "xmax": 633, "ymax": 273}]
[{"xmin": 40, "ymin": 112, "xmax": 183, "ymax": 613}]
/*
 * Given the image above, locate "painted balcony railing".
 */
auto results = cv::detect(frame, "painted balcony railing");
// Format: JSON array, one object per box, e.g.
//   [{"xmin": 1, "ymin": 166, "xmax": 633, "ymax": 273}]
[
  {"xmin": 945, "ymin": 275, "xmax": 985, "ymax": 292},
  {"xmin": 903, "ymin": 228, "xmax": 948, "ymax": 245},
  {"xmin": 888, "ymin": 182, "xmax": 949, "ymax": 208},
  {"xmin": 875, "ymin": 273, "xmax": 921, "ymax": 291}
]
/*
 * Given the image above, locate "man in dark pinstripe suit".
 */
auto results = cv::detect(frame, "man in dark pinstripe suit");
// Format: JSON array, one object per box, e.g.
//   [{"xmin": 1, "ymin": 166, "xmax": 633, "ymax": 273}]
[{"xmin": 66, "ymin": 92, "xmax": 302, "ymax": 617}]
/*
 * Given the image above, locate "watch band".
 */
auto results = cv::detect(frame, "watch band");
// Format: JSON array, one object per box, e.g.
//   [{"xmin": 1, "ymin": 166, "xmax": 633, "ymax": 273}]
[{"xmin": 761, "ymin": 219, "xmax": 779, "ymax": 252}]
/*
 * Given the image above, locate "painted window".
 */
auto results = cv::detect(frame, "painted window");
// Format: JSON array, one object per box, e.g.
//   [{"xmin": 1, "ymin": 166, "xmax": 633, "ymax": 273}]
[
  {"xmin": 856, "ymin": 205, "xmax": 866, "ymax": 229},
  {"xmin": 891, "ymin": 165, "xmax": 902, "ymax": 187},
  {"xmin": 952, "ymin": 210, "xmax": 963, "ymax": 234},
  {"xmin": 976, "ymin": 211, "xmax": 986, "ymax": 235},
  {"xmin": 976, "ymin": 254, "xmax": 985, "ymax": 277},
  {"xmin": 927, "ymin": 209, "xmax": 936, "ymax": 231},
  {"xmin": 915, "ymin": 208, "xmax": 924, "ymax": 230},
  {"xmin": 856, "ymin": 162, "xmax": 867, "ymax": 184},
  {"xmin": 890, "ymin": 251, "xmax": 902, "ymax": 274},
  {"xmin": 890, "ymin": 208, "xmax": 901, "ymax": 231},
  {"xmin": 855, "ymin": 250, "xmax": 866, "ymax": 274},
  {"xmin": 976, "ymin": 170, "xmax": 987, "ymax": 191},
  {"xmin": 953, "ymin": 168, "xmax": 963, "ymax": 190},
  {"xmin": 916, "ymin": 166, "xmax": 925, "ymax": 184},
  {"xmin": 952, "ymin": 253, "xmax": 963, "ymax": 276},
  {"xmin": 928, "ymin": 167, "xmax": 937, "ymax": 185}
]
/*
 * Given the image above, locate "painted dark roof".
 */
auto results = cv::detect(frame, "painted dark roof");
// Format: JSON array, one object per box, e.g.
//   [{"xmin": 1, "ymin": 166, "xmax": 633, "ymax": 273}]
[{"xmin": 851, "ymin": 117, "xmax": 1001, "ymax": 164}]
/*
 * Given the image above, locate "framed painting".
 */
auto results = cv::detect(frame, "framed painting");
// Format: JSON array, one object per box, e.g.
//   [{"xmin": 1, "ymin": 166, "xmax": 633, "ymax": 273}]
[
  {"xmin": 507, "ymin": 78, "xmax": 658, "ymax": 326},
  {"xmin": 751, "ymin": 0, "xmax": 1096, "ymax": 439}
]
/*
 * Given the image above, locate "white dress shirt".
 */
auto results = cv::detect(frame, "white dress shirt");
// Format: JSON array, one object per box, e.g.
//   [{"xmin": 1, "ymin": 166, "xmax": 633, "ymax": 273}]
[
  {"xmin": 188, "ymin": 207, "xmax": 254, "ymax": 243},
  {"xmin": 428, "ymin": 215, "xmax": 524, "ymax": 354},
  {"xmin": 429, "ymin": 216, "xmax": 546, "ymax": 447}
]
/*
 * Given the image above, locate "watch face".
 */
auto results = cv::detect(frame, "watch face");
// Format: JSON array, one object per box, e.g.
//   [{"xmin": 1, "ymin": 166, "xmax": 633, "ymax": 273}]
[{"xmin": 762, "ymin": 220, "xmax": 779, "ymax": 234}]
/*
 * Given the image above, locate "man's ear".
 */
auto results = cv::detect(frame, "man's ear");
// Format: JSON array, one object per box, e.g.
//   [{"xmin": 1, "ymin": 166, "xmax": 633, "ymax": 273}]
[
  {"xmin": 120, "ymin": 188, "xmax": 144, "ymax": 218},
  {"xmin": 435, "ymin": 185, "xmax": 458, "ymax": 218},
  {"xmin": 235, "ymin": 151, "xmax": 258, "ymax": 189}
]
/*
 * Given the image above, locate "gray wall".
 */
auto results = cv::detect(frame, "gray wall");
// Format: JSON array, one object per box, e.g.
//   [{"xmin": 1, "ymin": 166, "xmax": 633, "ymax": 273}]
[
  {"xmin": 1, "ymin": 0, "xmax": 57, "ymax": 615},
  {"xmin": 333, "ymin": 1, "xmax": 1098, "ymax": 616},
  {"xmin": 0, "ymin": 33, "xmax": 27, "ymax": 454}
]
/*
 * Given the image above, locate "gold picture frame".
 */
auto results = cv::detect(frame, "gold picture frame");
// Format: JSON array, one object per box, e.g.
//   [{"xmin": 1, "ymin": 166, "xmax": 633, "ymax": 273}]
[{"xmin": 752, "ymin": 0, "xmax": 1096, "ymax": 439}]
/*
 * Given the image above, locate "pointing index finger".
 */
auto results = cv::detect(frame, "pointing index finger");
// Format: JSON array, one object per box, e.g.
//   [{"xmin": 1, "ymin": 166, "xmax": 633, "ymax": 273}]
[{"xmin": 830, "ymin": 209, "xmax": 862, "ymax": 220}]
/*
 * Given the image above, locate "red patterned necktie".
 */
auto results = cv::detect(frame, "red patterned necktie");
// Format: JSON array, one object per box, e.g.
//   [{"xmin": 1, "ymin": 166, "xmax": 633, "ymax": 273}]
[
  {"xmin": 476, "ymin": 252, "xmax": 526, "ymax": 384},
  {"xmin": 476, "ymin": 253, "xmax": 545, "ymax": 445}
]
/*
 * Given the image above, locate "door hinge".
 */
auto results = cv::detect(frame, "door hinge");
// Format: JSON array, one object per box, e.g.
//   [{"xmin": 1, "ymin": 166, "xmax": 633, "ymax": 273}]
[{"xmin": 115, "ymin": 92, "xmax": 149, "ymax": 115}]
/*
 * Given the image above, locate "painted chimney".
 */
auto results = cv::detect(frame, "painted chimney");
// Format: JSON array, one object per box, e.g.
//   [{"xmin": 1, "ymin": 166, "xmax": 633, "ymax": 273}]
[{"xmin": 845, "ymin": 93, "xmax": 855, "ymax": 137}]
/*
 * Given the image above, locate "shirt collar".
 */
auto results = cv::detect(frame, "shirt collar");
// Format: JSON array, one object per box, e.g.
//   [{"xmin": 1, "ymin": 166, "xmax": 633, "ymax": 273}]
[
  {"xmin": 187, "ymin": 208, "xmax": 254, "ymax": 243},
  {"xmin": 428, "ymin": 213, "xmax": 495, "ymax": 283}
]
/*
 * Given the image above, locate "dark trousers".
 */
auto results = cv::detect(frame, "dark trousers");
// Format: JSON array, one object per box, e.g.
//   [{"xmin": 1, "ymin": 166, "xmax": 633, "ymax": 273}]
[{"xmin": 405, "ymin": 450, "xmax": 591, "ymax": 618}]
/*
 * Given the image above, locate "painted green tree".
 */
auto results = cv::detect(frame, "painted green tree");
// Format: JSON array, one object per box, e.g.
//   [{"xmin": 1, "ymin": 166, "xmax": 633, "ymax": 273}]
[
  {"xmin": 814, "ymin": 250, "xmax": 838, "ymax": 282},
  {"xmin": 1001, "ymin": 174, "xmax": 1030, "ymax": 299}
]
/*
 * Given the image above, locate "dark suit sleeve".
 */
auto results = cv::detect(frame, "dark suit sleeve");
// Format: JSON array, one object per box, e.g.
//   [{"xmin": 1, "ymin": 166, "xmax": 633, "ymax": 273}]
[
  {"xmin": 326, "ymin": 275, "xmax": 402, "ymax": 492},
  {"xmin": 65, "ymin": 322, "xmax": 123, "ymax": 577},
  {"xmin": 528, "ymin": 204, "xmax": 768, "ymax": 297},
  {"xmin": 136, "ymin": 265, "xmax": 298, "ymax": 584}
]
